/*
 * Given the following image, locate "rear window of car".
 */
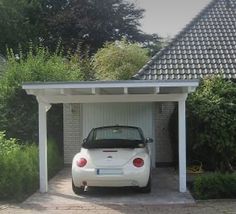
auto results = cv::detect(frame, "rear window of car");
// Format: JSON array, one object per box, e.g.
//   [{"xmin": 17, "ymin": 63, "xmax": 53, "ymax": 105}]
[
  {"xmin": 94, "ymin": 127, "xmax": 142, "ymax": 141},
  {"xmin": 83, "ymin": 126, "xmax": 144, "ymax": 149}
]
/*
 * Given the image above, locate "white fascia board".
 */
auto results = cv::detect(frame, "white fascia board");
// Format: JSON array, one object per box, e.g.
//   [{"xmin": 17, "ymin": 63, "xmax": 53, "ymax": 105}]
[
  {"xmin": 22, "ymin": 80, "xmax": 199, "ymax": 90},
  {"xmin": 37, "ymin": 93, "xmax": 188, "ymax": 104}
]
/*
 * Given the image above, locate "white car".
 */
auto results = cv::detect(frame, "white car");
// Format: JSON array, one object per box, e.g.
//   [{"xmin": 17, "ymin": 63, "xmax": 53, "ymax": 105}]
[{"xmin": 72, "ymin": 125, "xmax": 153, "ymax": 194}]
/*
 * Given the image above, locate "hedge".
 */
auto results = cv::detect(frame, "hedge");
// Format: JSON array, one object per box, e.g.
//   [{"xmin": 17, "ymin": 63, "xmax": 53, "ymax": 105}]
[
  {"xmin": 0, "ymin": 45, "xmax": 83, "ymax": 144},
  {"xmin": 193, "ymin": 173, "xmax": 236, "ymax": 199},
  {"xmin": 169, "ymin": 77, "xmax": 236, "ymax": 172},
  {"xmin": 0, "ymin": 132, "xmax": 63, "ymax": 200},
  {"xmin": 187, "ymin": 77, "xmax": 236, "ymax": 172}
]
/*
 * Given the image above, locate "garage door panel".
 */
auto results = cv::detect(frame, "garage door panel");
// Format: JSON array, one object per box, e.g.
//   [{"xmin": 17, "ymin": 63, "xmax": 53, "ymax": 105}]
[
  {"xmin": 82, "ymin": 103, "xmax": 155, "ymax": 167},
  {"xmin": 82, "ymin": 103, "xmax": 153, "ymax": 139}
]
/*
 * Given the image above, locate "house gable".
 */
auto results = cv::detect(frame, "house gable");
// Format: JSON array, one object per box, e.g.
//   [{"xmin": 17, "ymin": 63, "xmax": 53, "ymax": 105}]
[{"xmin": 134, "ymin": 0, "xmax": 236, "ymax": 80}]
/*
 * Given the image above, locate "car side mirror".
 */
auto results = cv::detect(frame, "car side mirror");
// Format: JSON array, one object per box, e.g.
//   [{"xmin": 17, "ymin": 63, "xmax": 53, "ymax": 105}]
[
  {"xmin": 146, "ymin": 138, "xmax": 153, "ymax": 143},
  {"xmin": 83, "ymin": 138, "xmax": 87, "ymax": 143}
]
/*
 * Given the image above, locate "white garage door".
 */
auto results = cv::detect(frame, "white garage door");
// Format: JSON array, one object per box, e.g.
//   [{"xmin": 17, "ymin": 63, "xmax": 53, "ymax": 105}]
[{"xmin": 82, "ymin": 103, "xmax": 156, "ymax": 165}]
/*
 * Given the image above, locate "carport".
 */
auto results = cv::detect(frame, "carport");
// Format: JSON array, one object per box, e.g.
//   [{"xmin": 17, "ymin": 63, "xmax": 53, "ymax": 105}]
[{"xmin": 22, "ymin": 80, "xmax": 199, "ymax": 194}]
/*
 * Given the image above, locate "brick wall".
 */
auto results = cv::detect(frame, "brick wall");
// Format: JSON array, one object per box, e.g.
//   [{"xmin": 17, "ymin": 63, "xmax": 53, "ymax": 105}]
[
  {"xmin": 154, "ymin": 102, "xmax": 177, "ymax": 164},
  {"xmin": 63, "ymin": 103, "xmax": 82, "ymax": 164}
]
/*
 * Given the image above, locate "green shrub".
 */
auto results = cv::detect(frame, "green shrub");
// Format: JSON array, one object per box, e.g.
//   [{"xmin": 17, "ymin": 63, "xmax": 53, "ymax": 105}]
[
  {"xmin": 48, "ymin": 138, "xmax": 63, "ymax": 178},
  {"xmin": 169, "ymin": 77, "xmax": 236, "ymax": 171},
  {"xmin": 0, "ymin": 45, "xmax": 83, "ymax": 143},
  {"xmin": 194, "ymin": 173, "xmax": 236, "ymax": 199},
  {"xmin": 0, "ymin": 132, "xmax": 39, "ymax": 200},
  {"xmin": 0, "ymin": 132, "xmax": 63, "ymax": 200},
  {"xmin": 187, "ymin": 77, "xmax": 236, "ymax": 172},
  {"xmin": 93, "ymin": 39, "xmax": 149, "ymax": 80}
]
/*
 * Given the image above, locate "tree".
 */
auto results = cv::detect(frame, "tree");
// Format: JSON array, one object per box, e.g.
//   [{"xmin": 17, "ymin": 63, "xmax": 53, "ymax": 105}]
[
  {"xmin": 141, "ymin": 33, "xmax": 163, "ymax": 57},
  {"xmin": 71, "ymin": 47, "xmax": 95, "ymax": 80},
  {"xmin": 0, "ymin": 45, "xmax": 83, "ymax": 143},
  {"xmin": 187, "ymin": 77, "xmax": 236, "ymax": 172},
  {"xmin": 41, "ymin": 0, "xmax": 149, "ymax": 53},
  {"xmin": 93, "ymin": 40, "xmax": 149, "ymax": 80},
  {"xmin": 0, "ymin": 0, "xmax": 160, "ymax": 55},
  {"xmin": 0, "ymin": 0, "xmax": 43, "ymax": 55},
  {"xmin": 0, "ymin": 54, "xmax": 6, "ymax": 74}
]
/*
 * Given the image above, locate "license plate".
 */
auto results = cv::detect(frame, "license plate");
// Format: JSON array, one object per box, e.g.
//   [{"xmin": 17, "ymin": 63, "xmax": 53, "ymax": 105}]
[{"xmin": 97, "ymin": 168, "xmax": 123, "ymax": 175}]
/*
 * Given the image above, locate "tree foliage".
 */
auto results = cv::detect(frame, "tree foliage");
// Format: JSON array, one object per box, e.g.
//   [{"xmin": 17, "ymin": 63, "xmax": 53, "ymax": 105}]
[
  {"xmin": 141, "ymin": 33, "xmax": 164, "ymax": 57},
  {"xmin": 187, "ymin": 77, "xmax": 236, "ymax": 172},
  {"xmin": 0, "ymin": 54, "xmax": 6, "ymax": 74},
  {"xmin": 0, "ymin": 45, "xmax": 83, "ymax": 142},
  {"xmin": 93, "ymin": 40, "xmax": 149, "ymax": 80},
  {"xmin": 42, "ymin": 0, "xmax": 148, "ymax": 53},
  {"xmin": 0, "ymin": 0, "xmax": 160, "ymax": 55},
  {"xmin": 0, "ymin": 0, "xmax": 43, "ymax": 55}
]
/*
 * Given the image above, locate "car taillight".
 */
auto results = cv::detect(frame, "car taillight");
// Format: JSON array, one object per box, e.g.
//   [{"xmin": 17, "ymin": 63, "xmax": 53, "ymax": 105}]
[
  {"xmin": 133, "ymin": 158, "xmax": 144, "ymax": 167},
  {"xmin": 76, "ymin": 158, "xmax": 87, "ymax": 167}
]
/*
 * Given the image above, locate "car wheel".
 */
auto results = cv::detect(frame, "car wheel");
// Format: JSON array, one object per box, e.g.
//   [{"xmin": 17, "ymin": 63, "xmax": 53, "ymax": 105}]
[
  {"xmin": 72, "ymin": 180, "xmax": 84, "ymax": 195},
  {"xmin": 138, "ymin": 175, "xmax": 151, "ymax": 193}
]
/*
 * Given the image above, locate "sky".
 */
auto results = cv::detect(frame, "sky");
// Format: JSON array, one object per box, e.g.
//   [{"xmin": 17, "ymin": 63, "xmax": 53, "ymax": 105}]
[{"xmin": 130, "ymin": 0, "xmax": 212, "ymax": 38}]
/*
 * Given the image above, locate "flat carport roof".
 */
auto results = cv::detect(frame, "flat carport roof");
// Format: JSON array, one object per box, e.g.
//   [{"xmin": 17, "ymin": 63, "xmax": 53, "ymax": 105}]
[{"xmin": 23, "ymin": 79, "xmax": 199, "ymax": 194}]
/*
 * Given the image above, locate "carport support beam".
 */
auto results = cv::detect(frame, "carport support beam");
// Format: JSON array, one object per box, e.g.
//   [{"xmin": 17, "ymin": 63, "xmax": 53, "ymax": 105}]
[
  {"xmin": 38, "ymin": 99, "xmax": 51, "ymax": 193},
  {"xmin": 178, "ymin": 97, "xmax": 187, "ymax": 193}
]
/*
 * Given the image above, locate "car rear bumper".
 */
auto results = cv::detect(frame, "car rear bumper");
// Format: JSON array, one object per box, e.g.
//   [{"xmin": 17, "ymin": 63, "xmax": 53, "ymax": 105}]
[{"xmin": 72, "ymin": 166, "xmax": 150, "ymax": 188}]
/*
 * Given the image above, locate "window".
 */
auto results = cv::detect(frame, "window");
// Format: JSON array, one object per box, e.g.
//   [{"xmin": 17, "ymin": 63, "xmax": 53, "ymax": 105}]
[
  {"xmin": 83, "ymin": 126, "xmax": 145, "ymax": 149},
  {"xmin": 94, "ymin": 127, "xmax": 142, "ymax": 141}
]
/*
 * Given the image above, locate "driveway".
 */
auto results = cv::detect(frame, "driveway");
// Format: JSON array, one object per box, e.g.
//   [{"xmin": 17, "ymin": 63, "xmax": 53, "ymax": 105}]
[
  {"xmin": 1, "ymin": 169, "xmax": 236, "ymax": 213},
  {"xmin": 2, "ymin": 200, "xmax": 236, "ymax": 213},
  {"xmin": 23, "ymin": 167, "xmax": 194, "ymax": 206}
]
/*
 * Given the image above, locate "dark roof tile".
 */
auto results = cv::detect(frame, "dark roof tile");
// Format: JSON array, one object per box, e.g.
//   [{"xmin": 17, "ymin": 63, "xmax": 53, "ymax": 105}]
[{"xmin": 134, "ymin": 0, "xmax": 236, "ymax": 80}]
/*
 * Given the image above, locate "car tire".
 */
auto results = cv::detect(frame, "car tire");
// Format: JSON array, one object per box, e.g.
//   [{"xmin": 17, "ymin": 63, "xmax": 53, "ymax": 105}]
[
  {"xmin": 72, "ymin": 180, "xmax": 84, "ymax": 195},
  {"xmin": 138, "ymin": 175, "xmax": 151, "ymax": 193}
]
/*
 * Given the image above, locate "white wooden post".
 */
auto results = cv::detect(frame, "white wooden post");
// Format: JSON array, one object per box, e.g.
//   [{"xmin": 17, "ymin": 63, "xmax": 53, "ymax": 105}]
[
  {"xmin": 38, "ymin": 99, "xmax": 51, "ymax": 193},
  {"xmin": 178, "ymin": 96, "xmax": 187, "ymax": 193}
]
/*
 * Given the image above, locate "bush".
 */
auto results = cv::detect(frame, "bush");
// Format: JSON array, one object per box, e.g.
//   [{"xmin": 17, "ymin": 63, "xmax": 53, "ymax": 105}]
[
  {"xmin": 48, "ymin": 138, "xmax": 63, "ymax": 178},
  {"xmin": 187, "ymin": 77, "xmax": 236, "ymax": 172},
  {"xmin": 0, "ymin": 132, "xmax": 63, "ymax": 200},
  {"xmin": 194, "ymin": 173, "xmax": 236, "ymax": 199},
  {"xmin": 93, "ymin": 39, "xmax": 149, "ymax": 80},
  {"xmin": 0, "ymin": 45, "xmax": 83, "ymax": 143},
  {"xmin": 0, "ymin": 132, "xmax": 39, "ymax": 200},
  {"xmin": 169, "ymin": 77, "xmax": 236, "ymax": 171}
]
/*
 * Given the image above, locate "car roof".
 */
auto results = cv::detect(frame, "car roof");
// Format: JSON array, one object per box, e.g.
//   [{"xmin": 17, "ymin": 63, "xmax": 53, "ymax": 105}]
[{"xmin": 93, "ymin": 125, "xmax": 140, "ymax": 130}]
